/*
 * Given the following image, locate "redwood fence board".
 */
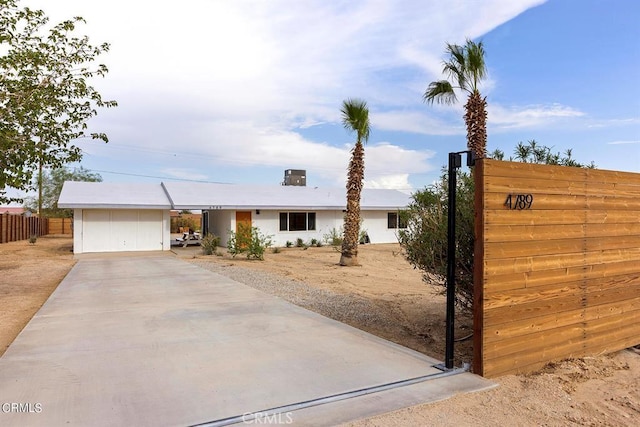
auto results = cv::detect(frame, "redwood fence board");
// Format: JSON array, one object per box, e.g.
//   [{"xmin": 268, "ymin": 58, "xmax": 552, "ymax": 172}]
[
  {"xmin": 48, "ymin": 218, "xmax": 73, "ymax": 235},
  {"xmin": 474, "ymin": 159, "xmax": 640, "ymax": 377},
  {"xmin": 0, "ymin": 214, "xmax": 49, "ymax": 243}
]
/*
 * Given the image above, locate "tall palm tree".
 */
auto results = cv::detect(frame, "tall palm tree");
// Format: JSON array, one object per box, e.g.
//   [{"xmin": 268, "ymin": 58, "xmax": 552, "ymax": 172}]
[
  {"xmin": 424, "ymin": 39, "xmax": 488, "ymax": 159},
  {"xmin": 339, "ymin": 98, "xmax": 370, "ymax": 266}
]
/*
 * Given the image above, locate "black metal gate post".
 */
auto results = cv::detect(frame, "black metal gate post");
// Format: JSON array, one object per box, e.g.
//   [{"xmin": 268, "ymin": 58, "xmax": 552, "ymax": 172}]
[{"xmin": 442, "ymin": 150, "xmax": 475, "ymax": 370}]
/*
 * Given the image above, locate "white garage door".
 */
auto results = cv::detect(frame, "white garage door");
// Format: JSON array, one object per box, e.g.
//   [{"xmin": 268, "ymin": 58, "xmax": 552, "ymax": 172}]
[{"xmin": 83, "ymin": 209, "xmax": 164, "ymax": 253}]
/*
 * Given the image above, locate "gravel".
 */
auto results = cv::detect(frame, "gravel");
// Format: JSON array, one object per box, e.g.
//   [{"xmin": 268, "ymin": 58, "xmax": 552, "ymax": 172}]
[{"xmin": 187, "ymin": 259, "xmax": 401, "ymax": 335}]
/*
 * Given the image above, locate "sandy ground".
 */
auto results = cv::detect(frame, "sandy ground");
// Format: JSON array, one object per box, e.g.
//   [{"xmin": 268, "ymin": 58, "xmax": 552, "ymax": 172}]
[
  {"xmin": 187, "ymin": 243, "xmax": 474, "ymax": 365},
  {"xmin": 1, "ymin": 237, "xmax": 638, "ymax": 425},
  {"xmin": 0, "ymin": 235, "xmax": 75, "ymax": 356}
]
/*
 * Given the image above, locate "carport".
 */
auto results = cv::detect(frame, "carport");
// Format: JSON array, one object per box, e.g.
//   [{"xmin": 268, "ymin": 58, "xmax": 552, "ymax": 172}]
[{"xmin": 0, "ymin": 255, "xmax": 494, "ymax": 426}]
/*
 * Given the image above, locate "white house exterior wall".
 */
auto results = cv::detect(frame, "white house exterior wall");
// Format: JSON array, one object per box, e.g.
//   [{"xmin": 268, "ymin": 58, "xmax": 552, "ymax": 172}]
[
  {"xmin": 254, "ymin": 210, "xmax": 342, "ymax": 246},
  {"xmin": 361, "ymin": 210, "xmax": 402, "ymax": 244},
  {"xmin": 206, "ymin": 209, "xmax": 401, "ymax": 247},
  {"xmin": 207, "ymin": 210, "xmax": 235, "ymax": 247}
]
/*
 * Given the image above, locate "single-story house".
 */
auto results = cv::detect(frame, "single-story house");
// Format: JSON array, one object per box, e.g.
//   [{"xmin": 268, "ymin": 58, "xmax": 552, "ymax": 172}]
[{"xmin": 58, "ymin": 181, "xmax": 411, "ymax": 254}]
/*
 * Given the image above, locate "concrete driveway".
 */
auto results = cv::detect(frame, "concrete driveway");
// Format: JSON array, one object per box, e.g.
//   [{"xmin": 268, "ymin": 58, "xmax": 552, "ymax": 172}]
[{"xmin": 0, "ymin": 254, "xmax": 494, "ymax": 426}]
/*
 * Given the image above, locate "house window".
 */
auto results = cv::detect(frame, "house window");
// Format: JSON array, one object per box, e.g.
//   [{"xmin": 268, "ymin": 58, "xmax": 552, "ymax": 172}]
[
  {"xmin": 279, "ymin": 212, "xmax": 316, "ymax": 231},
  {"xmin": 387, "ymin": 212, "xmax": 407, "ymax": 229}
]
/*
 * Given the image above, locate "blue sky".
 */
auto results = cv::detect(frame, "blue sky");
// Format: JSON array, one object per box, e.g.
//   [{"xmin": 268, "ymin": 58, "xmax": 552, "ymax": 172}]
[{"xmin": 12, "ymin": 0, "xmax": 640, "ymax": 198}]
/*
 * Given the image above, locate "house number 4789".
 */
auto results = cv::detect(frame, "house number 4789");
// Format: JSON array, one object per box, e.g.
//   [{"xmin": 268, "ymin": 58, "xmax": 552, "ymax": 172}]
[{"xmin": 504, "ymin": 194, "xmax": 533, "ymax": 210}]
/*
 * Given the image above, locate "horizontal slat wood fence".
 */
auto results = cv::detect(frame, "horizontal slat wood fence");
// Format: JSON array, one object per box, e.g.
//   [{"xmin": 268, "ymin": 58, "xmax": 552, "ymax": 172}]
[
  {"xmin": 474, "ymin": 159, "xmax": 640, "ymax": 377},
  {"xmin": 0, "ymin": 214, "xmax": 49, "ymax": 243},
  {"xmin": 48, "ymin": 218, "xmax": 73, "ymax": 235}
]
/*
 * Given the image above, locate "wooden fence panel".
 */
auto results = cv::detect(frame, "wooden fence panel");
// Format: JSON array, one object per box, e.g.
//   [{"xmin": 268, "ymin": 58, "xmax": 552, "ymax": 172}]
[
  {"xmin": 474, "ymin": 159, "xmax": 640, "ymax": 377},
  {"xmin": 0, "ymin": 214, "xmax": 49, "ymax": 244},
  {"xmin": 48, "ymin": 218, "xmax": 73, "ymax": 235}
]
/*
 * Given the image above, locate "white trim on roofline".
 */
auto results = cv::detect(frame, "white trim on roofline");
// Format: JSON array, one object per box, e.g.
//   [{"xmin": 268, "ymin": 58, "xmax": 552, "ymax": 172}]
[{"xmin": 59, "ymin": 181, "xmax": 411, "ymax": 210}]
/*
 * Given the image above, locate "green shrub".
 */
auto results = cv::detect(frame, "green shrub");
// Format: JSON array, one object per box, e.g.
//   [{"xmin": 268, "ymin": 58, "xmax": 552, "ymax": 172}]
[
  {"xmin": 310, "ymin": 238, "xmax": 318, "ymax": 247},
  {"xmin": 398, "ymin": 142, "xmax": 594, "ymax": 314},
  {"xmin": 227, "ymin": 223, "xmax": 273, "ymax": 260},
  {"xmin": 323, "ymin": 227, "xmax": 343, "ymax": 247},
  {"xmin": 295, "ymin": 237, "xmax": 305, "ymax": 248},
  {"xmin": 201, "ymin": 233, "xmax": 220, "ymax": 255},
  {"xmin": 285, "ymin": 241, "xmax": 293, "ymax": 248},
  {"xmin": 398, "ymin": 169, "xmax": 475, "ymax": 312}
]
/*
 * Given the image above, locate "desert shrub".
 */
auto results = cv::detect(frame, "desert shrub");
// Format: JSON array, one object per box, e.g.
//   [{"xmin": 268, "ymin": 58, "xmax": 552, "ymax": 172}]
[
  {"xmin": 323, "ymin": 227, "xmax": 343, "ymax": 247},
  {"xmin": 201, "ymin": 233, "xmax": 220, "ymax": 255},
  {"xmin": 310, "ymin": 238, "xmax": 318, "ymax": 247},
  {"xmin": 272, "ymin": 247, "xmax": 281, "ymax": 254},
  {"xmin": 398, "ymin": 170, "xmax": 475, "ymax": 312},
  {"xmin": 295, "ymin": 237, "xmax": 305, "ymax": 248},
  {"xmin": 285, "ymin": 241, "xmax": 293, "ymax": 248},
  {"xmin": 399, "ymin": 142, "xmax": 593, "ymax": 313},
  {"xmin": 227, "ymin": 223, "xmax": 273, "ymax": 260}
]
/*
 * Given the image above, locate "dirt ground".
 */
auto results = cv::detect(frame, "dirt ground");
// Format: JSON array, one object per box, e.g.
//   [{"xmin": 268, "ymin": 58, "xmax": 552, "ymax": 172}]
[
  {"xmin": 1, "ymin": 237, "xmax": 638, "ymax": 425},
  {"xmin": 192, "ymin": 243, "xmax": 473, "ymax": 364},
  {"xmin": 192, "ymin": 243, "xmax": 640, "ymax": 426},
  {"xmin": 0, "ymin": 235, "xmax": 75, "ymax": 356}
]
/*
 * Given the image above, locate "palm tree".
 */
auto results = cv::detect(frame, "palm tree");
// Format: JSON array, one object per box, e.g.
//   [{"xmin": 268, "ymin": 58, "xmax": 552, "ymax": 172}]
[
  {"xmin": 339, "ymin": 98, "xmax": 370, "ymax": 266},
  {"xmin": 424, "ymin": 39, "xmax": 488, "ymax": 159}
]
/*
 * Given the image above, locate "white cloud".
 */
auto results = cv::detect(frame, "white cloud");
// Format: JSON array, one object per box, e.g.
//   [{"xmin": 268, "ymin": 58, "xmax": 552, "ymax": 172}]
[
  {"xmin": 182, "ymin": 122, "xmax": 436, "ymax": 188},
  {"xmin": 607, "ymin": 140, "xmax": 640, "ymax": 145},
  {"xmin": 20, "ymin": 0, "xmax": 548, "ymax": 189},
  {"xmin": 587, "ymin": 118, "xmax": 640, "ymax": 129},
  {"xmin": 489, "ymin": 103, "xmax": 585, "ymax": 130},
  {"xmin": 373, "ymin": 110, "xmax": 463, "ymax": 135},
  {"xmin": 365, "ymin": 174, "xmax": 413, "ymax": 192},
  {"xmin": 160, "ymin": 169, "xmax": 210, "ymax": 182}
]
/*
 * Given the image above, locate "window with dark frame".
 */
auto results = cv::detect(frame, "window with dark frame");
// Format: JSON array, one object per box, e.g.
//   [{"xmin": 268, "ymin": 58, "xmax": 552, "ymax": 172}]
[
  {"xmin": 398, "ymin": 212, "xmax": 408, "ymax": 229},
  {"xmin": 307, "ymin": 212, "xmax": 316, "ymax": 231},
  {"xmin": 289, "ymin": 212, "xmax": 307, "ymax": 231},
  {"xmin": 388, "ymin": 212, "xmax": 398, "ymax": 229},
  {"xmin": 387, "ymin": 212, "xmax": 406, "ymax": 229},
  {"xmin": 279, "ymin": 212, "xmax": 316, "ymax": 231},
  {"xmin": 279, "ymin": 212, "xmax": 288, "ymax": 231}
]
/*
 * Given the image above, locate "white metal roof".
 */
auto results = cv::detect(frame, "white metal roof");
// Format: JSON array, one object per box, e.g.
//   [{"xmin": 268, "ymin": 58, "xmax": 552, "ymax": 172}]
[
  {"xmin": 58, "ymin": 181, "xmax": 411, "ymax": 210},
  {"xmin": 58, "ymin": 182, "xmax": 172, "ymax": 209},
  {"xmin": 162, "ymin": 182, "xmax": 410, "ymax": 210}
]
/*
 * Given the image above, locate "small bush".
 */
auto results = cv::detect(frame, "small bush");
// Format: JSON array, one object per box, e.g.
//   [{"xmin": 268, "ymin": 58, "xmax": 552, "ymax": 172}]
[
  {"xmin": 272, "ymin": 247, "xmax": 281, "ymax": 254},
  {"xmin": 310, "ymin": 238, "xmax": 318, "ymax": 247},
  {"xmin": 323, "ymin": 227, "xmax": 343, "ymax": 247},
  {"xmin": 295, "ymin": 237, "xmax": 305, "ymax": 248},
  {"xmin": 227, "ymin": 223, "xmax": 273, "ymax": 260},
  {"xmin": 201, "ymin": 233, "xmax": 220, "ymax": 255},
  {"xmin": 398, "ymin": 169, "xmax": 474, "ymax": 312},
  {"xmin": 285, "ymin": 241, "xmax": 293, "ymax": 248}
]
